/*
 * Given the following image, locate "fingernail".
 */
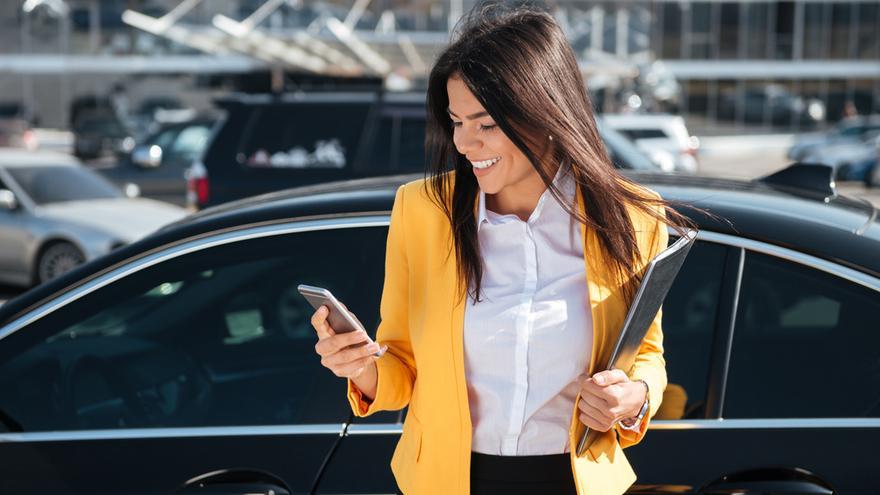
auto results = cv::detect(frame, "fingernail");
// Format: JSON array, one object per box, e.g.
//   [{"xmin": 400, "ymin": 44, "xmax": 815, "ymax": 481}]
[{"xmin": 595, "ymin": 376, "xmax": 604, "ymax": 385}]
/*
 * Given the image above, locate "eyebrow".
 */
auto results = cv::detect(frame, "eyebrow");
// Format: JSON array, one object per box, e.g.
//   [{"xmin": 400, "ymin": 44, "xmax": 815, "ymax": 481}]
[{"xmin": 446, "ymin": 108, "xmax": 490, "ymax": 120}]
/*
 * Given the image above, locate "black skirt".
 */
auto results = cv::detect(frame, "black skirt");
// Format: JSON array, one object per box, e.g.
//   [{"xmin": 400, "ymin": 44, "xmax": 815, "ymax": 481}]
[
  {"xmin": 397, "ymin": 452, "xmax": 577, "ymax": 494},
  {"xmin": 470, "ymin": 452, "xmax": 577, "ymax": 495}
]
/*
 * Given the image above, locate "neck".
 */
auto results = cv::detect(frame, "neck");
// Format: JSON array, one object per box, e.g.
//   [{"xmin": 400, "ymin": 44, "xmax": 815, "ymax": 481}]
[{"xmin": 485, "ymin": 163, "xmax": 560, "ymax": 222}]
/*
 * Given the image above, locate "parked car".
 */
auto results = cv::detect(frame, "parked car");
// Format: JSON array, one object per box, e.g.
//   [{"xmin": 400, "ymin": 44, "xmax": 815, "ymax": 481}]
[
  {"xmin": 718, "ymin": 84, "xmax": 825, "ymax": 128},
  {"xmin": 0, "ymin": 103, "xmax": 38, "ymax": 150},
  {"xmin": 602, "ymin": 114, "xmax": 699, "ymax": 173},
  {"xmin": 0, "ymin": 149, "xmax": 187, "ymax": 287},
  {"xmin": 788, "ymin": 115, "xmax": 880, "ymax": 161},
  {"xmin": 187, "ymin": 92, "xmax": 660, "ymax": 210},
  {"xmin": 0, "ymin": 163, "xmax": 876, "ymax": 494},
  {"xmin": 95, "ymin": 116, "xmax": 217, "ymax": 206},
  {"xmin": 72, "ymin": 113, "xmax": 135, "ymax": 161},
  {"xmin": 798, "ymin": 131, "xmax": 880, "ymax": 183}
]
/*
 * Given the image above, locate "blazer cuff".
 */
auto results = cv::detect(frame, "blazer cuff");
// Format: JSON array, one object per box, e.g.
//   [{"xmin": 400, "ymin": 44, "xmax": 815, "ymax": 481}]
[{"xmin": 347, "ymin": 378, "xmax": 374, "ymax": 416}]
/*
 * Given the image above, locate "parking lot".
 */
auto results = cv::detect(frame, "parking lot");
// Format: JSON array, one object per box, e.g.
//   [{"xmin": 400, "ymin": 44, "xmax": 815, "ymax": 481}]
[{"xmin": 0, "ymin": 131, "xmax": 876, "ymax": 309}]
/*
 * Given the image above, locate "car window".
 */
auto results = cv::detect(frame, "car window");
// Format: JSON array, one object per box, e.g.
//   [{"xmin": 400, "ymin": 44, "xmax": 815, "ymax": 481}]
[
  {"xmin": 168, "ymin": 125, "xmax": 211, "ymax": 159},
  {"xmin": 371, "ymin": 111, "xmax": 426, "ymax": 172},
  {"xmin": 0, "ymin": 225, "xmax": 391, "ymax": 432},
  {"xmin": 239, "ymin": 103, "xmax": 371, "ymax": 170},
  {"xmin": 6, "ymin": 166, "xmax": 121, "ymax": 205},
  {"xmin": 724, "ymin": 252, "xmax": 880, "ymax": 419},
  {"xmin": 656, "ymin": 240, "xmax": 727, "ymax": 420},
  {"xmin": 148, "ymin": 127, "xmax": 180, "ymax": 150}
]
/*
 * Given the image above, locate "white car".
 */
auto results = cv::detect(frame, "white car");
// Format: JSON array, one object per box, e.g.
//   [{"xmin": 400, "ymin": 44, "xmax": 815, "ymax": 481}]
[
  {"xmin": 0, "ymin": 149, "xmax": 187, "ymax": 286},
  {"xmin": 602, "ymin": 114, "xmax": 700, "ymax": 173}
]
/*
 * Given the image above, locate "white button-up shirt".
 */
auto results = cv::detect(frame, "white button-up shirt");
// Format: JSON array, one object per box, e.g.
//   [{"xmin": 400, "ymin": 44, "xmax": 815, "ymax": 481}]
[{"xmin": 464, "ymin": 167, "xmax": 593, "ymax": 456}]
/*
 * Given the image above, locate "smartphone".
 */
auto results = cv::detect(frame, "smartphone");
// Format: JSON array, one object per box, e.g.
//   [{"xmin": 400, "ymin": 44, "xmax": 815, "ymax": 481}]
[{"xmin": 297, "ymin": 284, "xmax": 385, "ymax": 357}]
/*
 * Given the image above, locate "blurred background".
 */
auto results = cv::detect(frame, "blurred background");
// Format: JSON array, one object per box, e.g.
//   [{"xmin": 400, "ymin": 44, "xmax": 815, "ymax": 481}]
[{"xmin": 0, "ymin": 0, "xmax": 878, "ymax": 299}]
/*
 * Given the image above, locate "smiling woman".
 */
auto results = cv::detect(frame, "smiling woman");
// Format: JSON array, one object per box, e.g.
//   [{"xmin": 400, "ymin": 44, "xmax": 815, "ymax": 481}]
[{"xmin": 309, "ymin": 3, "xmax": 694, "ymax": 495}]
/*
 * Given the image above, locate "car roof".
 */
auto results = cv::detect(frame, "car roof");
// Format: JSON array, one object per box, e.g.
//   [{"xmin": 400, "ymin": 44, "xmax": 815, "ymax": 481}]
[
  {"xmin": 2, "ymin": 169, "xmax": 878, "ymax": 326},
  {"xmin": 0, "ymin": 149, "xmax": 80, "ymax": 168}
]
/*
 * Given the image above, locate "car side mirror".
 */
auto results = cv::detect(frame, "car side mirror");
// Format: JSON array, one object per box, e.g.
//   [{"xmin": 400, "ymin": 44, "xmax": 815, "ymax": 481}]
[
  {"xmin": 132, "ymin": 145, "xmax": 162, "ymax": 169},
  {"xmin": 0, "ymin": 189, "xmax": 18, "ymax": 211}
]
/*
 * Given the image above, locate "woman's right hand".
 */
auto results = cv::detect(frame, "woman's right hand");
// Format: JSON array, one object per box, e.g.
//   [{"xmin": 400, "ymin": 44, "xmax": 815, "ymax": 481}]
[{"xmin": 311, "ymin": 305, "xmax": 384, "ymax": 382}]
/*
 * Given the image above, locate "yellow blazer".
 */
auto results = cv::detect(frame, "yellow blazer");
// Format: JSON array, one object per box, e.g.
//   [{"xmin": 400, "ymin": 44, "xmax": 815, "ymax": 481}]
[{"xmin": 348, "ymin": 174, "xmax": 668, "ymax": 495}]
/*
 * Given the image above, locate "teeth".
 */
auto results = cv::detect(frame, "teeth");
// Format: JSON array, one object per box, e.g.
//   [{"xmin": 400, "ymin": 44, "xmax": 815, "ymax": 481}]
[{"xmin": 471, "ymin": 157, "xmax": 501, "ymax": 169}]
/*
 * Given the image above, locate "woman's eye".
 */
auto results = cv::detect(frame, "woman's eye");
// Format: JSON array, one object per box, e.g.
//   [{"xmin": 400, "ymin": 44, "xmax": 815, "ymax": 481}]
[
  {"xmin": 451, "ymin": 121, "xmax": 462, "ymax": 127},
  {"xmin": 480, "ymin": 124, "xmax": 497, "ymax": 131}
]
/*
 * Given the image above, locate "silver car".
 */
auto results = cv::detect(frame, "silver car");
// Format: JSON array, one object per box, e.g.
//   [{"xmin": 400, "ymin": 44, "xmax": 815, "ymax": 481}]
[{"xmin": 0, "ymin": 149, "xmax": 187, "ymax": 287}]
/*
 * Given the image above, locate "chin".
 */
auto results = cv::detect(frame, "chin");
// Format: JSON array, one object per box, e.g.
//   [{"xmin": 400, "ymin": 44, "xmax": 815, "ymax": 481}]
[{"xmin": 474, "ymin": 177, "xmax": 503, "ymax": 195}]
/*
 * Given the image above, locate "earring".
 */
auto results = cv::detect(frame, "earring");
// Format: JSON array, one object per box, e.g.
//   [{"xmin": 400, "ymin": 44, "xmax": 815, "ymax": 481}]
[{"xmin": 548, "ymin": 135, "xmax": 554, "ymax": 141}]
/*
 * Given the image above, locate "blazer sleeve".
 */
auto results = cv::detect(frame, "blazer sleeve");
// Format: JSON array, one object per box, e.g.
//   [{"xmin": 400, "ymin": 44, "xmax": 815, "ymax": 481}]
[
  {"xmin": 616, "ymin": 204, "xmax": 670, "ymax": 448},
  {"xmin": 347, "ymin": 184, "xmax": 416, "ymax": 416}
]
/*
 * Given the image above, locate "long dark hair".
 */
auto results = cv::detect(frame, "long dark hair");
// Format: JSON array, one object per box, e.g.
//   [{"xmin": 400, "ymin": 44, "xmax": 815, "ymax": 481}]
[{"xmin": 425, "ymin": 3, "xmax": 693, "ymax": 304}]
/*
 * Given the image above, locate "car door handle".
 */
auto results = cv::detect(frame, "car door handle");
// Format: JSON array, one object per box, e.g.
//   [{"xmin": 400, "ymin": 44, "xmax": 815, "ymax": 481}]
[
  {"xmin": 701, "ymin": 480, "xmax": 834, "ymax": 495},
  {"xmin": 174, "ymin": 468, "xmax": 291, "ymax": 495}
]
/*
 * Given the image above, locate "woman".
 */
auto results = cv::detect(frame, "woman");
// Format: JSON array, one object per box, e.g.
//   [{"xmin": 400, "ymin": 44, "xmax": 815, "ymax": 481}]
[{"xmin": 311, "ymin": 4, "xmax": 692, "ymax": 494}]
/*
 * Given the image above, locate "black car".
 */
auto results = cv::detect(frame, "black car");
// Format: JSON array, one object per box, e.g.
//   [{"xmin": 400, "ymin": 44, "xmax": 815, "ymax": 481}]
[
  {"xmin": 95, "ymin": 117, "xmax": 217, "ymax": 206},
  {"xmin": 0, "ymin": 164, "xmax": 877, "ymax": 494},
  {"xmin": 718, "ymin": 85, "xmax": 825, "ymax": 128},
  {"xmin": 72, "ymin": 112, "xmax": 135, "ymax": 161},
  {"xmin": 187, "ymin": 92, "xmax": 658, "ymax": 210}
]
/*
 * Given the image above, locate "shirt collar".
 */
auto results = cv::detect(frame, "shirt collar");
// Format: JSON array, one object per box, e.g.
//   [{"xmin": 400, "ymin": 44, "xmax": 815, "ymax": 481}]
[{"xmin": 476, "ymin": 163, "xmax": 575, "ymax": 229}]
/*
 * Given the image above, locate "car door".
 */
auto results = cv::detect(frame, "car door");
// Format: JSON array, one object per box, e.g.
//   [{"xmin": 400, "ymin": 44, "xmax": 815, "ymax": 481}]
[
  {"xmin": 710, "ymin": 244, "xmax": 880, "ymax": 493},
  {"xmin": 623, "ymin": 237, "xmax": 738, "ymax": 492},
  {"xmin": 628, "ymin": 233, "xmax": 880, "ymax": 494},
  {"xmin": 0, "ymin": 217, "xmax": 390, "ymax": 494},
  {"xmin": 126, "ymin": 125, "xmax": 183, "ymax": 203}
]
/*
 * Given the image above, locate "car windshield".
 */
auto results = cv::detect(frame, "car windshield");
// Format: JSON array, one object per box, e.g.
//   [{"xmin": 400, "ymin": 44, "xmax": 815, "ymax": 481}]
[{"xmin": 6, "ymin": 165, "xmax": 122, "ymax": 205}]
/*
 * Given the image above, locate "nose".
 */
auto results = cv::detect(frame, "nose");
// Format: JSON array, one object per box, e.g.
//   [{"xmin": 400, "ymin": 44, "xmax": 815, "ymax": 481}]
[{"xmin": 453, "ymin": 126, "xmax": 482, "ymax": 156}]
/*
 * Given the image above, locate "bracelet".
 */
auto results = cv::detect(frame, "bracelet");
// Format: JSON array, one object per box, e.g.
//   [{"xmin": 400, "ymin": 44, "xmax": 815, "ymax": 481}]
[
  {"xmin": 634, "ymin": 379, "xmax": 650, "ymax": 418},
  {"xmin": 621, "ymin": 380, "xmax": 650, "ymax": 426}
]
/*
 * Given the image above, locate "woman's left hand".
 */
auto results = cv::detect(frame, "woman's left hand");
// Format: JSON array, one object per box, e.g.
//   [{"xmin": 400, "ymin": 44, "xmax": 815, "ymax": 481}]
[{"xmin": 577, "ymin": 369, "xmax": 647, "ymax": 432}]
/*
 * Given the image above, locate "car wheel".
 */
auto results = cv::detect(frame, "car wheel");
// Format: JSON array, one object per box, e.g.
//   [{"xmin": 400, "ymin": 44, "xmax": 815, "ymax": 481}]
[{"xmin": 37, "ymin": 242, "xmax": 85, "ymax": 285}]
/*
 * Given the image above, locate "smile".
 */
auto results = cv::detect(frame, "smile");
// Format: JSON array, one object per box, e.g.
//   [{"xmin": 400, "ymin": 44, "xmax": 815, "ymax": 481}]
[{"xmin": 470, "ymin": 157, "xmax": 501, "ymax": 169}]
